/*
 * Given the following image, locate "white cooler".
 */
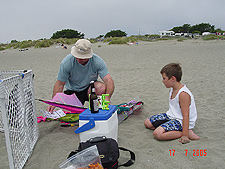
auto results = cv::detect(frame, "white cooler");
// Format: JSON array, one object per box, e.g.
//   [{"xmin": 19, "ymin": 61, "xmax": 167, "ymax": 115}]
[{"xmin": 75, "ymin": 105, "xmax": 118, "ymax": 142}]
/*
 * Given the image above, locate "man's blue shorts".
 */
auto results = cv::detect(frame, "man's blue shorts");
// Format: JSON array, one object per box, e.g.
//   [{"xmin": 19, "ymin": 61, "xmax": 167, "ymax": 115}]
[{"xmin": 149, "ymin": 113, "xmax": 182, "ymax": 132}]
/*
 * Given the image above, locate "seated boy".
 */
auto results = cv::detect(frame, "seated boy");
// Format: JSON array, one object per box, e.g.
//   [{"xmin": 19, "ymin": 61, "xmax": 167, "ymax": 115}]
[{"xmin": 144, "ymin": 63, "xmax": 199, "ymax": 144}]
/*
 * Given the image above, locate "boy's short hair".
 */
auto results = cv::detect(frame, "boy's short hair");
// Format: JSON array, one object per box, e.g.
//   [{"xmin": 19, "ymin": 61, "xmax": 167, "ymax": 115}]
[{"xmin": 160, "ymin": 63, "xmax": 182, "ymax": 82}]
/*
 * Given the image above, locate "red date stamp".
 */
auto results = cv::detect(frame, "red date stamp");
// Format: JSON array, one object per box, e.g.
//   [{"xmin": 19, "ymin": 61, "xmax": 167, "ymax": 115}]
[{"xmin": 169, "ymin": 149, "xmax": 207, "ymax": 156}]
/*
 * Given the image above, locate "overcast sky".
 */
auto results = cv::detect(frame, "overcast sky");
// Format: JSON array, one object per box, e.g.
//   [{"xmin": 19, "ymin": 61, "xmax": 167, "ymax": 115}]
[{"xmin": 1, "ymin": 0, "xmax": 225, "ymax": 43}]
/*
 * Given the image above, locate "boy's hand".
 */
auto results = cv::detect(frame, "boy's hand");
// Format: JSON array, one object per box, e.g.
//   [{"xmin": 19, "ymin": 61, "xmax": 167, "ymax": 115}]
[{"xmin": 179, "ymin": 136, "xmax": 190, "ymax": 144}]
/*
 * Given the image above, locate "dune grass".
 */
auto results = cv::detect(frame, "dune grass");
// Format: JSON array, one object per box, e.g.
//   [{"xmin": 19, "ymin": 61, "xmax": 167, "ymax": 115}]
[
  {"xmin": 1, "ymin": 35, "xmax": 224, "ymax": 51},
  {"xmin": 0, "ymin": 38, "xmax": 80, "ymax": 51},
  {"xmin": 202, "ymin": 34, "xmax": 225, "ymax": 40}
]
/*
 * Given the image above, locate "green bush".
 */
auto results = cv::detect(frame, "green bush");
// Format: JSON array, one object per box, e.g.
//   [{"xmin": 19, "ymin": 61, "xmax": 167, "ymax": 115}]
[
  {"xmin": 102, "ymin": 37, "xmax": 138, "ymax": 45},
  {"xmin": 89, "ymin": 38, "xmax": 98, "ymax": 43},
  {"xmin": 108, "ymin": 38, "xmax": 127, "ymax": 45},
  {"xmin": 105, "ymin": 30, "xmax": 127, "ymax": 38},
  {"xmin": 125, "ymin": 37, "xmax": 138, "ymax": 43},
  {"xmin": 177, "ymin": 38, "xmax": 187, "ymax": 42},
  {"xmin": 10, "ymin": 40, "xmax": 18, "ymax": 43},
  {"xmin": 55, "ymin": 39, "xmax": 62, "ymax": 44},
  {"xmin": 51, "ymin": 29, "xmax": 84, "ymax": 39},
  {"xmin": 0, "ymin": 46, "xmax": 6, "ymax": 51},
  {"xmin": 202, "ymin": 34, "xmax": 220, "ymax": 40},
  {"xmin": 65, "ymin": 39, "xmax": 73, "ymax": 45},
  {"xmin": 65, "ymin": 38, "xmax": 78, "ymax": 45},
  {"xmin": 35, "ymin": 40, "xmax": 50, "ymax": 48},
  {"xmin": 19, "ymin": 41, "xmax": 34, "ymax": 49},
  {"xmin": 103, "ymin": 38, "xmax": 112, "ymax": 43},
  {"xmin": 4, "ymin": 43, "xmax": 16, "ymax": 49},
  {"xmin": 159, "ymin": 37, "xmax": 169, "ymax": 40},
  {"xmin": 48, "ymin": 39, "xmax": 55, "ymax": 46}
]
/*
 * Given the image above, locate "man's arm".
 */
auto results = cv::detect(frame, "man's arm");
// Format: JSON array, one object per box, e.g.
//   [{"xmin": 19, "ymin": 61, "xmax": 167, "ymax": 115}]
[
  {"xmin": 102, "ymin": 73, "xmax": 114, "ymax": 101},
  {"xmin": 179, "ymin": 91, "xmax": 191, "ymax": 144},
  {"xmin": 52, "ymin": 80, "xmax": 66, "ymax": 98},
  {"xmin": 47, "ymin": 80, "xmax": 66, "ymax": 113}
]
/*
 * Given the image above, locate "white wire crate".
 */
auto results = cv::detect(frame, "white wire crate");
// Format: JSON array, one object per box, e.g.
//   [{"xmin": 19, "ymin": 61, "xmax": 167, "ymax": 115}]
[{"xmin": 0, "ymin": 70, "xmax": 39, "ymax": 169}]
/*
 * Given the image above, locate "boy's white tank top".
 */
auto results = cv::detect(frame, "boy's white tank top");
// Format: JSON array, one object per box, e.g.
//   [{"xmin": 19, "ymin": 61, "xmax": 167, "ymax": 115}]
[{"xmin": 166, "ymin": 85, "xmax": 197, "ymax": 129}]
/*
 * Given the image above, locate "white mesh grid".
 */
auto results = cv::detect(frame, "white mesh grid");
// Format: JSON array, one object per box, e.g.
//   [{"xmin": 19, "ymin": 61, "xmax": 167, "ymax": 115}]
[{"xmin": 0, "ymin": 70, "xmax": 39, "ymax": 169}]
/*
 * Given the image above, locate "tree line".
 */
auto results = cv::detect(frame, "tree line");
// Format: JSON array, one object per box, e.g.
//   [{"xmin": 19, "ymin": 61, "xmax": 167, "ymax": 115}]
[
  {"xmin": 51, "ymin": 23, "xmax": 224, "ymax": 39},
  {"xmin": 170, "ymin": 23, "xmax": 224, "ymax": 34},
  {"xmin": 51, "ymin": 29, "xmax": 127, "ymax": 39}
]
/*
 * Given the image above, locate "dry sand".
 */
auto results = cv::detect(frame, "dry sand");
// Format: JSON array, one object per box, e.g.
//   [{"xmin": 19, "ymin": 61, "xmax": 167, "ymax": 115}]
[{"xmin": 0, "ymin": 39, "xmax": 225, "ymax": 168}]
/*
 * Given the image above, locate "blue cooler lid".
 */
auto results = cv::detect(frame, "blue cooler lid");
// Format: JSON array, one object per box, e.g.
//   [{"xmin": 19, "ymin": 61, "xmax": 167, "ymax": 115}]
[{"xmin": 79, "ymin": 105, "xmax": 117, "ymax": 121}]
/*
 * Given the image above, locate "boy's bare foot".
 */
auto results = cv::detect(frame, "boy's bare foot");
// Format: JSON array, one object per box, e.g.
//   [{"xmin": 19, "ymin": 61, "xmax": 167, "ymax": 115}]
[{"xmin": 188, "ymin": 130, "xmax": 200, "ymax": 140}]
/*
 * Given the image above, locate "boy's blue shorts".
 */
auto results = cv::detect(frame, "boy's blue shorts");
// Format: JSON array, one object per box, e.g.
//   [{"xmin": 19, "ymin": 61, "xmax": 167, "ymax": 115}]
[{"xmin": 149, "ymin": 113, "xmax": 182, "ymax": 132}]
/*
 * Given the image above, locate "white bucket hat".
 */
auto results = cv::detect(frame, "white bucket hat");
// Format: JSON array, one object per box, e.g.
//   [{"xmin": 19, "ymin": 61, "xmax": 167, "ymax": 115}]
[{"xmin": 71, "ymin": 39, "xmax": 93, "ymax": 59}]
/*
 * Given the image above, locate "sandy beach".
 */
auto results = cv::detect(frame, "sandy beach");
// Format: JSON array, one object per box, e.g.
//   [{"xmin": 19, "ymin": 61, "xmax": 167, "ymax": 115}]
[{"xmin": 0, "ymin": 39, "xmax": 225, "ymax": 168}]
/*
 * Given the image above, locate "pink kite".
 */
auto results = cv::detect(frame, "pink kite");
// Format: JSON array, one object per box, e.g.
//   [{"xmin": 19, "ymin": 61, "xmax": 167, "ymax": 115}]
[{"xmin": 37, "ymin": 93, "xmax": 86, "ymax": 113}]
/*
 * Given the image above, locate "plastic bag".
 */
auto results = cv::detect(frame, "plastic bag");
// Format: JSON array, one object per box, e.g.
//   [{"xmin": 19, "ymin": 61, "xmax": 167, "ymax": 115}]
[{"xmin": 59, "ymin": 145, "xmax": 103, "ymax": 169}]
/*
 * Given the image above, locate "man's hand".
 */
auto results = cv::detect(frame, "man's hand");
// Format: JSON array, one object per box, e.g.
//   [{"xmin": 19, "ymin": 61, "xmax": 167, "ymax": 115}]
[
  {"xmin": 47, "ymin": 105, "xmax": 56, "ymax": 113},
  {"xmin": 102, "ymin": 74, "xmax": 114, "ymax": 102}
]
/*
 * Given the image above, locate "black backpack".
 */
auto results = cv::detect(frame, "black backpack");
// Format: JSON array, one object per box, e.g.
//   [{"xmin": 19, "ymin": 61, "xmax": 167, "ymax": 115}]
[{"xmin": 68, "ymin": 136, "xmax": 135, "ymax": 169}]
